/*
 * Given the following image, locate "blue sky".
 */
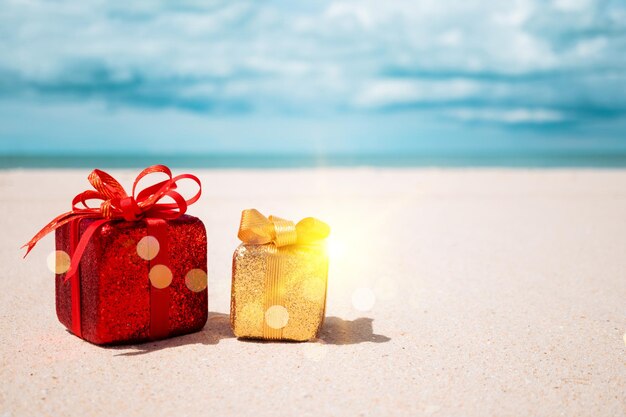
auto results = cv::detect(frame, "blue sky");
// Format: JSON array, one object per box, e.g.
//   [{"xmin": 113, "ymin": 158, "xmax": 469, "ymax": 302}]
[{"xmin": 0, "ymin": 0, "xmax": 625, "ymax": 155}]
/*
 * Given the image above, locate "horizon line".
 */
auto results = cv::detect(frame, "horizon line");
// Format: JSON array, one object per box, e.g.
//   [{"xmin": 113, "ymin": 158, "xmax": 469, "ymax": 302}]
[{"xmin": 2, "ymin": 152, "xmax": 626, "ymax": 169}]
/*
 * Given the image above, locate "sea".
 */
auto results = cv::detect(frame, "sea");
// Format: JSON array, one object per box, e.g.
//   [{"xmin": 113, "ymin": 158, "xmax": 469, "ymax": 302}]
[{"xmin": 2, "ymin": 152, "xmax": 626, "ymax": 169}]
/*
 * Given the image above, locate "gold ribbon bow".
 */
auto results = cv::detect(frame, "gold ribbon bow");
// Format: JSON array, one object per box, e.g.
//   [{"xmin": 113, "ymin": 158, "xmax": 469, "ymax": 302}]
[{"xmin": 238, "ymin": 209, "xmax": 330, "ymax": 247}]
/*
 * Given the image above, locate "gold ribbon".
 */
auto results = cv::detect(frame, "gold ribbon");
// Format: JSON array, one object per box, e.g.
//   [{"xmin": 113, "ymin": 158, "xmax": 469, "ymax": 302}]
[
  {"xmin": 238, "ymin": 209, "xmax": 330, "ymax": 247},
  {"xmin": 237, "ymin": 209, "xmax": 330, "ymax": 339}
]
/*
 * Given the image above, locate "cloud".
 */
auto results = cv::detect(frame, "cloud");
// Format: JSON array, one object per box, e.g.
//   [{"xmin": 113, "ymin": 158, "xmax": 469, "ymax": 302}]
[
  {"xmin": 353, "ymin": 79, "xmax": 482, "ymax": 108},
  {"xmin": 448, "ymin": 108, "xmax": 565, "ymax": 124},
  {"xmin": 0, "ymin": 0, "xmax": 625, "ymax": 127}
]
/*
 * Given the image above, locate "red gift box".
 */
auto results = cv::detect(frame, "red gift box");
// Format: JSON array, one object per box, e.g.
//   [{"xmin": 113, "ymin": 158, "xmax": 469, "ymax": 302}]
[{"xmin": 25, "ymin": 165, "xmax": 207, "ymax": 345}]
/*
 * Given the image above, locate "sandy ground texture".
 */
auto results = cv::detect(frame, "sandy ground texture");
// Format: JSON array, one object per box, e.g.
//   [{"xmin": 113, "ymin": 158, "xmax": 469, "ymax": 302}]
[{"xmin": 0, "ymin": 168, "xmax": 625, "ymax": 417}]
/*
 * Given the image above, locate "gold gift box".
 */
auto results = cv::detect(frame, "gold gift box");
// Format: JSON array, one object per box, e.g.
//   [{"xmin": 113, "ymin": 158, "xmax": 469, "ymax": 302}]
[{"xmin": 230, "ymin": 209, "xmax": 330, "ymax": 341}]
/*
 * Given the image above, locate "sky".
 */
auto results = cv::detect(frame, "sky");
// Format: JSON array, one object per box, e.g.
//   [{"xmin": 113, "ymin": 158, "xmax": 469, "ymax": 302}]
[{"xmin": 0, "ymin": 0, "xmax": 625, "ymax": 155}]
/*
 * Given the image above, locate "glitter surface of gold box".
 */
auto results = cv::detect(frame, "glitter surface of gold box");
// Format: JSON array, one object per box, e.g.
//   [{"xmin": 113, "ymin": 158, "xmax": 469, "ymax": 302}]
[{"xmin": 230, "ymin": 209, "xmax": 329, "ymax": 341}]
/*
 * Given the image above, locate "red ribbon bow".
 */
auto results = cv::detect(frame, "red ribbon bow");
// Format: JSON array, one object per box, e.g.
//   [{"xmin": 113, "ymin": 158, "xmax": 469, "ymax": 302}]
[{"xmin": 23, "ymin": 165, "xmax": 201, "ymax": 281}]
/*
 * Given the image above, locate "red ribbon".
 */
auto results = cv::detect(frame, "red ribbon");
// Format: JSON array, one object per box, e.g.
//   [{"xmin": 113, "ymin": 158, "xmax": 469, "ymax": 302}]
[
  {"xmin": 23, "ymin": 165, "xmax": 201, "ymax": 340},
  {"xmin": 24, "ymin": 165, "xmax": 201, "ymax": 279}
]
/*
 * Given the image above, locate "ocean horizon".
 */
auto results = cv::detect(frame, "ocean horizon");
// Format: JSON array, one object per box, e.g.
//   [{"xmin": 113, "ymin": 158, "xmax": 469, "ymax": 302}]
[{"xmin": 2, "ymin": 152, "xmax": 626, "ymax": 169}]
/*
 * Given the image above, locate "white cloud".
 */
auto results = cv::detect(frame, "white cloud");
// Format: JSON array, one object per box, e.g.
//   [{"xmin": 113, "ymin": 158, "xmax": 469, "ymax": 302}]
[
  {"xmin": 552, "ymin": 0, "xmax": 593, "ymax": 12},
  {"xmin": 450, "ymin": 108, "xmax": 565, "ymax": 124},
  {"xmin": 354, "ymin": 79, "xmax": 481, "ymax": 108},
  {"xmin": 325, "ymin": 2, "xmax": 374, "ymax": 28},
  {"xmin": 491, "ymin": 0, "xmax": 533, "ymax": 26}
]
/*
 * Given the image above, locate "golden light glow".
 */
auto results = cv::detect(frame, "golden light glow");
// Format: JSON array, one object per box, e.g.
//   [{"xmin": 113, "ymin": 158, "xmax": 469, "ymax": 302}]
[
  {"xmin": 136, "ymin": 235, "xmax": 160, "ymax": 260},
  {"xmin": 352, "ymin": 287, "xmax": 376, "ymax": 311},
  {"xmin": 149, "ymin": 264, "xmax": 172, "ymax": 289},
  {"xmin": 326, "ymin": 236, "xmax": 345, "ymax": 261},
  {"xmin": 185, "ymin": 268, "xmax": 208, "ymax": 292},
  {"xmin": 314, "ymin": 208, "xmax": 379, "ymax": 310},
  {"xmin": 47, "ymin": 250, "xmax": 71, "ymax": 274},
  {"xmin": 264, "ymin": 305, "xmax": 289, "ymax": 329}
]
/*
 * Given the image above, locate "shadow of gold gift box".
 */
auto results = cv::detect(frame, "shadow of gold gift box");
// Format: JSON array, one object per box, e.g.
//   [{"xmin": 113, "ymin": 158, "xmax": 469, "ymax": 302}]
[{"xmin": 230, "ymin": 209, "xmax": 330, "ymax": 341}]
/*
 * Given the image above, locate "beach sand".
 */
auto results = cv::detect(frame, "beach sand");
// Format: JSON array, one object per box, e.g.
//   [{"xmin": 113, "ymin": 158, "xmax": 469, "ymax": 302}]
[{"xmin": 0, "ymin": 168, "xmax": 624, "ymax": 416}]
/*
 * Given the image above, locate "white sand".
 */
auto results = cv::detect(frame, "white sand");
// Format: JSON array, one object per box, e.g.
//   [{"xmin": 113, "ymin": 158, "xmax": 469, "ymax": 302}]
[{"xmin": 0, "ymin": 168, "xmax": 625, "ymax": 417}]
